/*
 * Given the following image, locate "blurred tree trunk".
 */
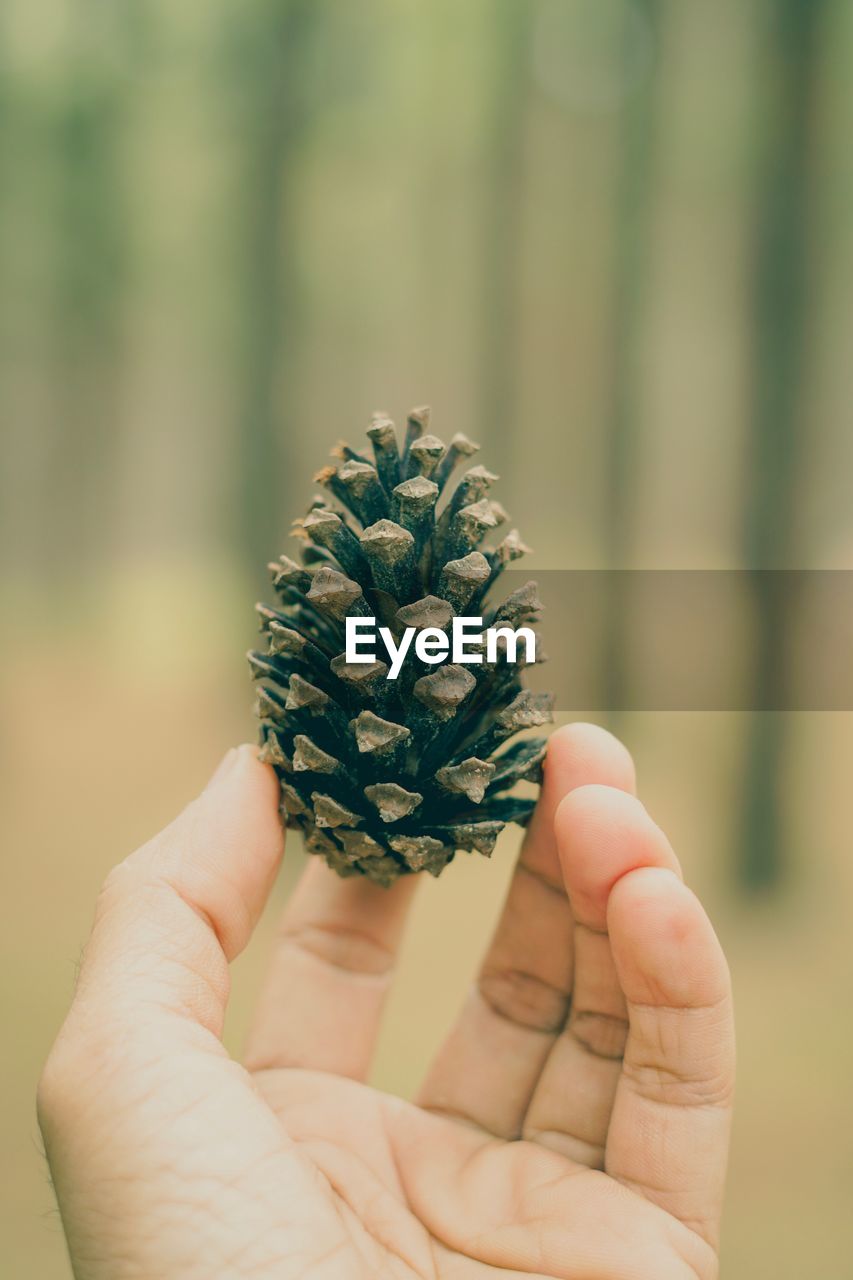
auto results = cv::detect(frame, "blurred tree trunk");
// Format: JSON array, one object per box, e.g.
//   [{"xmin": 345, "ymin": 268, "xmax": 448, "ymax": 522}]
[
  {"xmin": 0, "ymin": 17, "xmax": 12, "ymax": 566},
  {"xmin": 475, "ymin": 0, "xmax": 533, "ymax": 495},
  {"xmin": 738, "ymin": 0, "xmax": 826, "ymax": 891},
  {"xmin": 230, "ymin": 0, "xmax": 316, "ymax": 590},
  {"xmin": 45, "ymin": 19, "xmax": 129, "ymax": 579},
  {"xmin": 601, "ymin": 0, "xmax": 663, "ymax": 721}
]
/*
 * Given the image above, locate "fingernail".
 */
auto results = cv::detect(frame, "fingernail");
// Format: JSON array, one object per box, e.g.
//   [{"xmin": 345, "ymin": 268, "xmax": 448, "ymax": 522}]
[{"xmin": 205, "ymin": 747, "xmax": 237, "ymax": 792}]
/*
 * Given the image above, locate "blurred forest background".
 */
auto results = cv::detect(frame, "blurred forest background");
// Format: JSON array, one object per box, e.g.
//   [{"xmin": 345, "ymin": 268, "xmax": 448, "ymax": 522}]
[{"xmin": 2, "ymin": 0, "xmax": 853, "ymax": 1276}]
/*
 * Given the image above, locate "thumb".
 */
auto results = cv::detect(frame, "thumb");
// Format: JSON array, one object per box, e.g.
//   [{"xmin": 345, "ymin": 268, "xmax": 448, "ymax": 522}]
[
  {"xmin": 59, "ymin": 744, "xmax": 284, "ymax": 1051},
  {"xmin": 37, "ymin": 751, "xmax": 342, "ymax": 1280}
]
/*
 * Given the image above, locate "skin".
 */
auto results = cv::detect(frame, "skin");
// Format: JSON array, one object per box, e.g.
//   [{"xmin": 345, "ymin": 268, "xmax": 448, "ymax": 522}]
[{"xmin": 38, "ymin": 725, "xmax": 735, "ymax": 1279}]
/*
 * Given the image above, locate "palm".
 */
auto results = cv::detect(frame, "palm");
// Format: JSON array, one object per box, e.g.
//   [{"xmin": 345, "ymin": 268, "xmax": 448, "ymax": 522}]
[{"xmin": 252, "ymin": 1067, "xmax": 716, "ymax": 1279}]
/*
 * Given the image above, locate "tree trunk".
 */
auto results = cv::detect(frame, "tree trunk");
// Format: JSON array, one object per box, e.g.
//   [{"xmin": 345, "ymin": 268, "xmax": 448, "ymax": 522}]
[
  {"xmin": 45, "ymin": 13, "xmax": 129, "ymax": 580},
  {"xmin": 739, "ymin": 0, "xmax": 826, "ymax": 891},
  {"xmin": 475, "ymin": 0, "xmax": 533, "ymax": 498},
  {"xmin": 601, "ymin": 0, "xmax": 663, "ymax": 720},
  {"xmin": 230, "ymin": 0, "xmax": 316, "ymax": 590}
]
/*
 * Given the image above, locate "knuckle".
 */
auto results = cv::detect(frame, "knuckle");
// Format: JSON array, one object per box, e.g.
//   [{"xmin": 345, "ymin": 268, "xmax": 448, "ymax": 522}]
[
  {"xmin": 624, "ymin": 1050, "xmax": 735, "ymax": 1108},
  {"xmin": 478, "ymin": 966, "xmax": 570, "ymax": 1033},
  {"xmin": 570, "ymin": 1008, "xmax": 628, "ymax": 1060},
  {"xmin": 280, "ymin": 921, "xmax": 395, "ymax": 977},
  {"xmin": 625, "ymin": 1000, "xmax": 736, "ymax": 1106}
]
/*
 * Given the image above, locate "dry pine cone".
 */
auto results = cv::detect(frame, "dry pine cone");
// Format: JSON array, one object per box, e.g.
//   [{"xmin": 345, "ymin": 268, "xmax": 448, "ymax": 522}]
[{"xmin": 249, "ymin": 407, "xmax": 554, "ymax": 885}]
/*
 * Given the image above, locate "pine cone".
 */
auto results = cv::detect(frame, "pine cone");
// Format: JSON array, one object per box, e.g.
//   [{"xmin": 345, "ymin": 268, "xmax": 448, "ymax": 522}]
[{"xmin": 249, "ymin": 407, "xmax": 554, "ymax": 886}]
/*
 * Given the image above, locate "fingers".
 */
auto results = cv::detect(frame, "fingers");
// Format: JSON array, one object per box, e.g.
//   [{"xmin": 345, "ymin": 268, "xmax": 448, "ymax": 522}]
[
  {"xmin": 243, "ymin": 859, "xmax": 418, "ymax": 1079},
  {"xmin": 51, "ymin": 744, "xmax": 284, "ymax": 1056},
  {"xmin": 522, "ymin": 786, "xmax": 681, "ymax": 1165},
  {"xmin": 417, "ymin": 723, "xmax": 635, "ymax": 1137},
  {"xmin": 604, "ymin": 867, "xmax": 735, "ymax": 1248}
]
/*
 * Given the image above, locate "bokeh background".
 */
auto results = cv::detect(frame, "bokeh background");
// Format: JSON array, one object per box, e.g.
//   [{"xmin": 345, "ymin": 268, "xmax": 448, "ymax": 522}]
[{"xmin": 3, "ymin": 1, "xmax": 853, "ymax": 1275}]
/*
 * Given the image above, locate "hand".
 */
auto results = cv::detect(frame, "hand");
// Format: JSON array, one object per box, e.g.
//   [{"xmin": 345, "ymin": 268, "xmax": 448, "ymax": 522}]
[{"xmin": 39, "ymin": 726, "xmax": 734, "ymax": 1280}]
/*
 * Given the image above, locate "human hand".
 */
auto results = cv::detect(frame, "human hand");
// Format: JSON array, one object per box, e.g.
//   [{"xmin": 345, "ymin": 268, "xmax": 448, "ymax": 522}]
[{"xmin": 39, "ymin": 726, "xmax": 734, "ymax": 1279}]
